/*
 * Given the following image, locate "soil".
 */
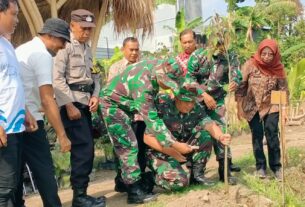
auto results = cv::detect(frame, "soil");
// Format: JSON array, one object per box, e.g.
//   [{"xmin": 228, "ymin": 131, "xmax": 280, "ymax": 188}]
[{"xmin": 24, "ymin": 126, "xmax": 305, "ymax": 207}]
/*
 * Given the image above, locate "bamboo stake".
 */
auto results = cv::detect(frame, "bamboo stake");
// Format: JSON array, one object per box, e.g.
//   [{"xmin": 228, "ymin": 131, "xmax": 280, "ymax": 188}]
[{"xmin": 271, "ymin": 90, "xmax": 287, "ymax": 207}]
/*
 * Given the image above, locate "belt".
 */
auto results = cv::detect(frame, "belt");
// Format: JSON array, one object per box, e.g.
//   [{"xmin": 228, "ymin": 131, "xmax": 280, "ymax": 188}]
[{"xmin": 68, "ymin": 84, "xmax": 94, "ymax": 93}]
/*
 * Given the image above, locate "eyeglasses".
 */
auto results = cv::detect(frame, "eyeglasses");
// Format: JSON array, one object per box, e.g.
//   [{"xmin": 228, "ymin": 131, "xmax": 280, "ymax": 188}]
[{"xmin": 261, "ymin": 52, "xmax": 274, "ymax": 57}]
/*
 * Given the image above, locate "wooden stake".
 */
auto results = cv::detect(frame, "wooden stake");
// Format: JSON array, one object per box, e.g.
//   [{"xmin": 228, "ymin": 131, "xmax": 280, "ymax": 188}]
[{"xmin": 271, "ymin": 90, "xmax": 287, "ymax": 207}]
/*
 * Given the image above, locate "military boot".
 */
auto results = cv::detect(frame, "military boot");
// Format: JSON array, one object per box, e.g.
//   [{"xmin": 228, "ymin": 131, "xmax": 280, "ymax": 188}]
[
  {"xmin": 218, "ymin": 159, "xmax": 237, "ymax": 185},
  {"xmin": 229, "ymin": 158, "xmax": 241, "ymax": 172},
  {"xmin": 114, "ymin": 172, "xmax": 128, "ymax": 193},
  {"xmin": 141, "ymin": 171, "xmax": 155, "ymax": 194},
  {"xmin": 127, "ymin": 180, "xmax": 157, "ymax": 204},
  {"xmin": 72, "ymin": 188, "xmax": 106, "ymax": 207},
  {"xmin": 190, "ymin": 163, "xmax": 215, "ymax": 186}
]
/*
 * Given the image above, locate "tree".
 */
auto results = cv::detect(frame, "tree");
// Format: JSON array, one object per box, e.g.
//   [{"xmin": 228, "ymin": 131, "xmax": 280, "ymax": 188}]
[
  {"xmin": 257, "ymin": 0, "xmax": 302, "ymax": 38},
  {"xmin": 225, "ymin": 0, "xmax": 246, "ymax": 12}
]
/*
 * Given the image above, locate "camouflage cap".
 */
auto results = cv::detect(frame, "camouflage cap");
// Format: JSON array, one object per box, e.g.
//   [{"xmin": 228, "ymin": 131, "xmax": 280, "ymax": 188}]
[
  {"xmin": 155, "ymin": 57, "xmax": 183, "ymax": 95},
  {"xmin": 176, "ymin": 87, "xmax": 196, "ymax": 102}
]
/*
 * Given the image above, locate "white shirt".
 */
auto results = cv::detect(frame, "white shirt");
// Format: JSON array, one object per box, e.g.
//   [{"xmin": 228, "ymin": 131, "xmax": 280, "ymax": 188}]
[
  {"xmin": 0, "ymin": 37, "xmax": 25, "ymax": 134},
  {"xmin": 16, "ymin": 37, "xmax": 53, "ymax": 121}
]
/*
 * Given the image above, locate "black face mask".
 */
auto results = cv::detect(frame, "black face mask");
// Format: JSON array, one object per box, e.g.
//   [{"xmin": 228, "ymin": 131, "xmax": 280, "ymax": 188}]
[{"xmin": 47, "ymin": 48, "xmax": 56, "ymax": 57}]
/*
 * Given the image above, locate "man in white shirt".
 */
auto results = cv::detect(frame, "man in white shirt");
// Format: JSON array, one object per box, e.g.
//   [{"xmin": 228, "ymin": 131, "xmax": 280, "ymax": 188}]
[
  {"xmin": 15, "ymin": 18, "xmax": 71, "ymax": 207},
  {"xmin": 0, "ymin": 0, "xmax": 37, "ymax": 206}
]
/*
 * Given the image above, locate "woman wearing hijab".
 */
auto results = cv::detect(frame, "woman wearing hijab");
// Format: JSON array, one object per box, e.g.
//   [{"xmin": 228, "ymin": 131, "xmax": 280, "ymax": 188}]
[{"xmin": 235, "ymin": 39, "xmax": 289, "ymax": 180}]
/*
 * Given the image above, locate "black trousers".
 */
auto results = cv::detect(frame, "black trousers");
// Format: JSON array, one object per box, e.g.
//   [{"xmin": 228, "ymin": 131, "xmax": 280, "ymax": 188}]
[
  {"xmin": 0, "ymin": 133, "xmax": 22, "ymax": 207},
  {"xmin": 15, "ymin": 121, "xmax": 61, "ymax": 207},
  {"xmin": 131, "ymin": 121, "xmax": 147, "ymax": 172},
  {"xmin": 60, "ymin": 103, "xmax": 94, "ymax": 189},
  {"xmin": 248, "ymin": 112, "xmax": 281, "ymax": 172}
]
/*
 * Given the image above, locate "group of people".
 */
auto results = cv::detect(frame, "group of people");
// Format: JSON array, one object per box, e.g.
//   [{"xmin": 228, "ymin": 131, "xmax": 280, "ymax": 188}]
[
  {"xmin": 1, "ymin": 1, "xmax": 104, "ymax": 207},
  {"xmin": 0, "ymin": 0, "xmax": 289, "ymax": 206}
]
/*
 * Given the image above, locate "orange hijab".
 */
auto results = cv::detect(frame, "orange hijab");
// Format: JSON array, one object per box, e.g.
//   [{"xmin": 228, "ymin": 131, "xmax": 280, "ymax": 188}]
[{"xmin": 251, "ymin": 39, "xmax": 286, "ymax": 78}]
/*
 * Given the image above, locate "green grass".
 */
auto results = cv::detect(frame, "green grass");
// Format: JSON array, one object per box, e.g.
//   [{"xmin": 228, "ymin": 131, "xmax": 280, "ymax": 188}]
[
  {"xmin": 234, "ymin": 147, "xmax": 305, "ymax": 207},
  {"xmin": 144, "ymin": 147, "xmax": 305, "ymax": 207}
]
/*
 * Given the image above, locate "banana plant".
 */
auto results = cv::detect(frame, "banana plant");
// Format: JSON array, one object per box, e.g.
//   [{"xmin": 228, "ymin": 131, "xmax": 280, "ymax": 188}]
[{"xmin": 287, "ymin": 58, "xmax": 305, "ymax": 101}]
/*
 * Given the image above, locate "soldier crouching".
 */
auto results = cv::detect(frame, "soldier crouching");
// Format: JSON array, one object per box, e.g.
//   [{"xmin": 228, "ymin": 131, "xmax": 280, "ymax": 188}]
[{"xmin": 144, "ymin": 89, "xmax": 232, "ymax": 190}]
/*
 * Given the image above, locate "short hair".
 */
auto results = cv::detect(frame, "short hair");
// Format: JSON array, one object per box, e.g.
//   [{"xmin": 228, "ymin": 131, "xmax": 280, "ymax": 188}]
[
  {"xmin": 179, "ymin": 29, "xmax": 196, "ymax": 41},
  {"xmin": 0, "ymin": 0, "xmax": 18, "ymax": 12},
  {"xmin": 122, "ymin": 37, "xmax": 139, "ymax": 47}
]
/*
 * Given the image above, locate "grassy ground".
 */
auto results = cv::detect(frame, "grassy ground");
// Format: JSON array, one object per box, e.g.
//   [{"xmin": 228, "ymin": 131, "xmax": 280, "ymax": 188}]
[
  {"xmin": 234, "ymin": 147, "xmax": 305, "ymax": 207},
  {"xmin": 143, "ymin": 147, "xmax": 305, "ymax": 207}
]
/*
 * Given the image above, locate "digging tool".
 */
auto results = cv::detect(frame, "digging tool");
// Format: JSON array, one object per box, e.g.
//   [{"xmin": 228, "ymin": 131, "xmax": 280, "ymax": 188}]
[{"xmin": 271, "ymin": 90, "xmax": 288, "ymax": 206}]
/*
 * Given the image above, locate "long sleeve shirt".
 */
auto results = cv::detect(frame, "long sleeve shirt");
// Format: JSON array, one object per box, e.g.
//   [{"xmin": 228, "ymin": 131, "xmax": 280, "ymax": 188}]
[
  {"xmin": 152, "ymin": 93, "xmax": 213, "ymax": 142},
  {"xmin": 100, "ymin": 59, "xmax": 179, "ymax": 147},
  {"xmin": 184, "ymin": 48, "xmax": 242, "ymax": 99},
  {"xmin": 235, "ymin": 59, "xmax": 289, "ymax": 121}
]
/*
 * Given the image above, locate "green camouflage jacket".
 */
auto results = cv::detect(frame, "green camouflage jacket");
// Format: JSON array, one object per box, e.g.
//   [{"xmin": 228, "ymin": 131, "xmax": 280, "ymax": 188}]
[
  {"xmin": 100, "ymin": 59, "xmax": 182, "ymax": 147},
  {"xmin": 184, "ymin": 48, "xmax": 242, "ymax": 100},
  {"xmin": 149, "ymin": 93, "xmax": 213, "ymax": 143}
]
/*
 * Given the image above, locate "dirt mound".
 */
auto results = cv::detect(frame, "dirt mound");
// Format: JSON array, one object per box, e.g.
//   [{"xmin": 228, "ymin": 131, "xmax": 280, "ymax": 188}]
[{"xmin": 165, "ymin": 185, "xmax": 273, "ymax": 207}]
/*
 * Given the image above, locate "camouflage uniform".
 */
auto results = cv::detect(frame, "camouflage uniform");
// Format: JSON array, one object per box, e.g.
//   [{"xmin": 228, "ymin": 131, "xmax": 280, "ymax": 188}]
[
  {"xmin": 100, "ymin": 59, "xmax": 182, "ymax": 185},
  {"xmin": 186, "ymin": 48, "xmax": 241, "ymax": 160},
  {"xmin": 146, "ymin": 93, "xmax": 214, "ymax": 190}
]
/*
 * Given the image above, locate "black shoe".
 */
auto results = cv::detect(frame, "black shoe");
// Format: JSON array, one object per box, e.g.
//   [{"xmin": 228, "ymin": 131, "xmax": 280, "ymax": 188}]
[
  {"xmin": 190, "ymin": 163, "xmax": 215, "ymax": 186},
  {"xmin": 218, "ymin": 159, "xmax": 237, "ymax": 186},
  {"xmin": 72, "ymin": 188, "xmax": 106, "ymax": 207},
  {"xmin": 191, "ymin": 175, "xmax": 215, "ymax": 186},
  {"xmin": 127, "ymin": 180, "xmax": 157, "ymax": 204},
  {"xmin": 114, "ymin": 174, "xmax": 128, "ymax": 193},
  {"xmin": 141, "ymin": 171, "xmax": 155, "ymax": 194},
  {"xmin": 229, "ymin": 159, "xmax": 241, "ymax": 172}
]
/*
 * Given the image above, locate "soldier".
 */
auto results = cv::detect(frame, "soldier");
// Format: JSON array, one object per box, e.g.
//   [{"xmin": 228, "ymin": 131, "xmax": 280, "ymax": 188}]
[
  {"xmin": 184, "ymin": 45, "xmax": 242, "ymax": 185},
  {"xmin": 15, "ymin": 18, "xmax": 71, "ymax": 207},
  {"xmin": 143, "ymin": 90, "xmax": 232, "ymax": 190},
  {"xmin": 100, "ymin": 58, "xmax": 191, "ymax": 204},
  {"xmin": 53, "ymin": 9, "xmax": 105, "ymax": 207},
  {"xmin": 107, "ymin": 37, "xmax": 148, "ymax": 193}
]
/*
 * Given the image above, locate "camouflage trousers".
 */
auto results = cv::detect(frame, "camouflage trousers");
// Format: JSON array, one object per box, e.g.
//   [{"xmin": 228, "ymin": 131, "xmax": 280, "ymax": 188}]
[
  {"xmin": 100, "ymin": 99, "xmax": 141, "ymax": 184},
  {"xmin": 147, "ymin": 130, "xmax": 213, "ymax": 190},
  {"xmin": 207, "ymin": 98, "xmax": 232, "ymax": 160}
]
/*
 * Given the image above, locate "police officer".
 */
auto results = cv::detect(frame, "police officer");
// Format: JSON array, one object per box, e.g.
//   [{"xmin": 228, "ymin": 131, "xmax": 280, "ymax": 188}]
[{"xmin": 53, "ymin": 9, "xmax": 105, "ymax": 207}]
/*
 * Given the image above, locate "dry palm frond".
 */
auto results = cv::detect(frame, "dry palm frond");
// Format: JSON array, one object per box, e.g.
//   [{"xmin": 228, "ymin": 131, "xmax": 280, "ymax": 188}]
[
  {"xmin": 110, "ymin": 0, "xmax": 154, "ymax": 36},
  {"xmin": 12, "ymin": 0, "xmax": 154, "ymax": 47}
]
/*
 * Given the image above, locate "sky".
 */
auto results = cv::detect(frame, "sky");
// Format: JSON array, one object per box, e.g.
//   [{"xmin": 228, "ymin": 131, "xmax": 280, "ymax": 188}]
[{"xmin": 201, "ymin": 0, "xmax": 305, "ymax": 20}]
